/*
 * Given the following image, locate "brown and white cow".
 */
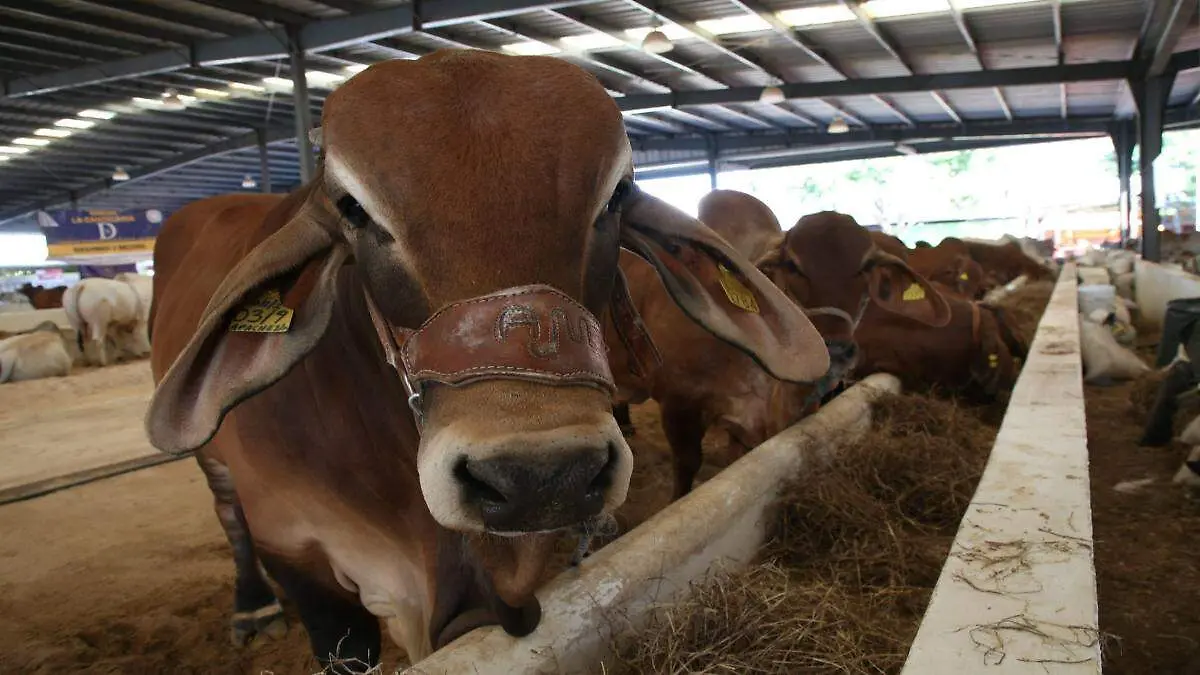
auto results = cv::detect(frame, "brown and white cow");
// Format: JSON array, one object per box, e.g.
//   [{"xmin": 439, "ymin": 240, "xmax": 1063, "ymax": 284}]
[
  {"xmin": 144, "ymin": 51, "xmax": 829, "ymax": 671},
  {"xmin": 608, "ymin": 190, "xmax": 843, "ymax": 498}
]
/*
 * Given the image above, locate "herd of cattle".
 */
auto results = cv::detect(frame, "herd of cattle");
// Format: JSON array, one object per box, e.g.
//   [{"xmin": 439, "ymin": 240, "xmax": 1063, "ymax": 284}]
[
  {"xmin": 142, "ymin": 174, "xmax": 1054, "ymax": 674},
  {"xmin": 0, "ymin": 272, "xmax": 153, "ymax": 382},
  {"xmin": 9, "ymin": 53, "xmax": 1072, "ymax": 672},
  {"xmin": 0, "ymin": 52, "xmax": 1069, "ymax": 671}
]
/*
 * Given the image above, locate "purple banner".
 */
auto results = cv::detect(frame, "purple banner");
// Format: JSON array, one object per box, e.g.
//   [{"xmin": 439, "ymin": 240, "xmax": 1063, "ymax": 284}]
[{"xmin": 78, "ymin": 263, "xmax": 139, "ymax": 279}]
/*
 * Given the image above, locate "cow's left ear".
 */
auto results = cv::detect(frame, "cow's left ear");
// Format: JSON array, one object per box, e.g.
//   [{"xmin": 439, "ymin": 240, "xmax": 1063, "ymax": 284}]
[
  {"xmin": 146, "ymin": 186, "xmax": 348, "ymax": 455},
  {"xmin": 867, "ymin": 256, "xmax": 953, "ymax": 328},
  {"xmin": 618, "ymin": 190, "xmax": 829, "ymax": 383}
]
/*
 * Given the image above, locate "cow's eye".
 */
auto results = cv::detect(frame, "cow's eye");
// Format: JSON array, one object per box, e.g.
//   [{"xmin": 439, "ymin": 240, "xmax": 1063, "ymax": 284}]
[
  {"xmin": 337, "ymin": 195, "xmax": 370, "ymax": 229},
  {"xmin": 606, "ymin": 179, "xmax": 633, "ymax": 214}
]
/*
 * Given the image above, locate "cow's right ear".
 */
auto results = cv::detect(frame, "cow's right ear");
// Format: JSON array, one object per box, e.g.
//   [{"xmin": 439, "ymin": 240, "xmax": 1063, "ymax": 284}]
[
  {"xmin": 145, "ymin": 189, "xmax": 348, "ymax": 455},
  {"xmin": 618, "ymin": 190, "xmax": 829, "ymax": 384}
]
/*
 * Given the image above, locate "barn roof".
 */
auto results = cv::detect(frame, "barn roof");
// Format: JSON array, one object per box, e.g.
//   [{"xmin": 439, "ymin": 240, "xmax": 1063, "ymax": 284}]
[{"xmin": 0, "ymin": 0, "xmax": 1197, "ymax": 232}]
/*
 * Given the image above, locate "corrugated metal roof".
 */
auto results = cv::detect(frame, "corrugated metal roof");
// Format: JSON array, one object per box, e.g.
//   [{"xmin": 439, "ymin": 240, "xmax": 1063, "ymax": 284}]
[{"xmin": 0, "ymin": 0, "xmax": 1197, "ymax": 228}]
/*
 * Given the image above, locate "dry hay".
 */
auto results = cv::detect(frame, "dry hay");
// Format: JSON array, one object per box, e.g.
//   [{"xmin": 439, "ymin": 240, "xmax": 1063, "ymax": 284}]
[
  {"xmin": 611, "ymin": 392, "xmax": 998, "ymax": 675},
  {"xmin": 990, "ymin": 280, "xmax": 1055, "ymax": 346}
]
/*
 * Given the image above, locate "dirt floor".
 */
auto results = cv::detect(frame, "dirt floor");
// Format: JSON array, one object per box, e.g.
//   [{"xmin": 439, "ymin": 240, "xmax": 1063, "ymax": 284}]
[
  {"xmin": 0, "ymin": 361, "xmax": 157, "ymax": 493},
  {"xmin": 1087, "ymin": 331, "xmax": 1200, "ymax": 674},
  {"xmin": 0, "ymin": 396, "xmax": 706, "ymax": 674}
]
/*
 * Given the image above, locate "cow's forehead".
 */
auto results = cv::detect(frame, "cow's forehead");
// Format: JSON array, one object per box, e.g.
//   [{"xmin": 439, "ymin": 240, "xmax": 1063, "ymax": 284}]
[
  {"xmin": 790, "ymin": 213, "xmax": 872, "ymax": 265},
  {"xmin": 320, "ymin": 52, "xmax": 630, "ymax": 207}
]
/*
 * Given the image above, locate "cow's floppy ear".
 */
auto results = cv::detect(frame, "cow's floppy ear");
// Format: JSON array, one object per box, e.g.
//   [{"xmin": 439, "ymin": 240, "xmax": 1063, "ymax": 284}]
[
  {"xmin": 146, "ymin": 189, "xmax": 348, "ymax": 455},
  {"xmin": 618, "ymin": 190, "xmax": 829, "ymax": 383},
  {"xmin": 867, "ymin": 254, "xmax": 952, "ymax": 328}
]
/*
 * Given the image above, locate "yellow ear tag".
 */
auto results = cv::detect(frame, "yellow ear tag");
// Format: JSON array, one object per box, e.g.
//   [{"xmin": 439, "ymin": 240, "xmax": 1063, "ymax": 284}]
[
  {"xmin": 902, "ymin": 283, "xmax": 926, "ymax": 302},
  {"xmin": 988, "ymin": 353, "xmax": 999, "ymax": 368},
  {"xmin": 717, "ymin": 264, "xmax": 760, "ymax": 314},
  {"xmin": 229, "ymin": 289, "xmax": 295, "ymax": 333},
  {"xmin": 959, "ymin": 272, "xmax": 969, "ymax": 281}
]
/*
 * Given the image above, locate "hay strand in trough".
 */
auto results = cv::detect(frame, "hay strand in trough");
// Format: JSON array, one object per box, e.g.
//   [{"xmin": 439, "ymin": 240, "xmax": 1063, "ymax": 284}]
[{"xmin": 612, "ymin": 393, "xmax": 997, "ymax": 675}]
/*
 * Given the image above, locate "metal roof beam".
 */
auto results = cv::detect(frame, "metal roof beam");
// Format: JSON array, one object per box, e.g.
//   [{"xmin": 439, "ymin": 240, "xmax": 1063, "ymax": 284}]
[
  {"xmin": 1136, "ymin": 0, "xmax": 1196, "ymax": 77},
  {"xmin": 187, "ymin": 0, "xmax": 314, "ymax": 25},
  {"xmin": 75, "ymin": 0, "xmax": 246, "ymax": 36},
  {"xmin": 629, "ymin": 117, "xmax": 1118, "ymax": 153},
  {"xmin": 3, "ymin": 0, "xmax": 607, "ymax": 97},
  {"xmin": 616, "ymin": 59, "xmax": 1138, "ymax": 111},
  {"xmin": 640, "ymin": 0, "xmax": 867, "ymax": 128},
  {"xmin": 551, "ymin": 8, "xmax": 818, "ymax": 128},
  {"xmin": 0, "ymin": 0, "xmax": 202, "ymax": 44},
  {"xmin": 0, "ymin": 31, "xmax": 135, "ymax": 59},
  {"xmin": 0, "ymin": 13, "xmax": 166, "ymax": 49},
  {"xmin": 724, "ymin": 0, "xmax": 910, "ymax": 126},
  {"xmin": 0, "ymin": 124, "xmax": 296, "ymax": 225},
  {"xmin": 942, "ymin": 0, "xmax": 1013, "ymax": 122}
]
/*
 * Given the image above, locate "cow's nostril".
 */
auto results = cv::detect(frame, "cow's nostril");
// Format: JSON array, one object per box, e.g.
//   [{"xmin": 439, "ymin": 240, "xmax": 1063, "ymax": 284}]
[{"xmin": 454, "ymin": 457, "xmax": 508, "ymax": 506}]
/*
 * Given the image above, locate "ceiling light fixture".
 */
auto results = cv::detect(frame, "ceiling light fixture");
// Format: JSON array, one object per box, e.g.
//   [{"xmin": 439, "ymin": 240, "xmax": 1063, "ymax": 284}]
[
  {"xmin": 827, "ymin": 116, "xmax": 850, "ymax": 133},
  {"xmin": 34, "ymin": 128, "xmax": 73, "ymax": 138},
  {"xmin": 242, "ymin": 174, "xmax": 258, "ymax": 189},
  {"xmin": 76, "ymin": 109, "xmax": 117, "ymax": 120},
  {"xmin": 0, "ymin": 146, "xmax": 31, "ymax": 155},
  {"xmin": 193, "ymin": 87, "xmax": 230, "ymax": 98},
  {"xmin": 305, "ymin": 70, "xmax": 347, "ymax": 86},
  {"xmin": 499, "ymin": 41, "xmax": 561, "ymax": 56},
  {"xmin": 12, "ymin": 137, "xmax": 50, "ymax": 146},
  {"xmin": 55, "ymin": 118, "xmax": 95, "ymax": 129},
  {"xmin": 160, "ymin": 89, "xmax": 187, "ymax": 111},
  {"xmin": 230, "ymin": 81, "xmax": 267, "ymax": 92},
  {"xmin": 759, "ymin": 85, "xmax": 786, "ymax": 104},
  {"xmin": 112, "ymin": 166, "xmax": 130, "ymax": 181},
  {"xmin": 642, "ymin": 28, "xmax": 674, "ymax": 53}
]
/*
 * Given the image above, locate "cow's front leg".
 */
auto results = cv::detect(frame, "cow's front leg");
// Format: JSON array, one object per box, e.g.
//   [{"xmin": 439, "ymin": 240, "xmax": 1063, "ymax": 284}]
[
  {"xmin": 259, "ymin": 554, "xmax": 382, "ymax": 674},
  {"xmin": 660, "ymin": 400, "xmax": 706, "ymax": 500},
  {"xmin": 613, "ymin": 402, "xmax": 636, "ymax": 437}
]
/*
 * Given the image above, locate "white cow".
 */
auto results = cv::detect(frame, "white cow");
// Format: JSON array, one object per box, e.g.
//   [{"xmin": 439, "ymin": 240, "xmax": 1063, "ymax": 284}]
[
  {"xmin": 62, "ymin": 276, "xmax": 151, "ymax": 366},
  {"xmin": 0, "ymin": 322, "xmax": 74, "ymax": 383},
  {"xmin": 0, "ymin": 292, "xmax": 33, "ymax": 314},
  {"xmin": 113, "ymin": 272, "xmax": 153, "ymax": 321}
]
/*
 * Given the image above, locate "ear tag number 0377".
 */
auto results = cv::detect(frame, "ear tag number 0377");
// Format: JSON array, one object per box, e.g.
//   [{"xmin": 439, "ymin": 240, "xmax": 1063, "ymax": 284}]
[
  {"xmin": 230, "ymin": 289, "xmax": 294, "ymax": 333},
  {"xmin": 717, "ymin": 264, "xmax": 760, "ymax": 314}
]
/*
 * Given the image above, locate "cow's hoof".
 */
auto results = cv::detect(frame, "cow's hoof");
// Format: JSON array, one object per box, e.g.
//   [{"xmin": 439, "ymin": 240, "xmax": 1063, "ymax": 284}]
[{"xmin": 230, "ymin": 601, "xmax": 287, "ymax": 646}]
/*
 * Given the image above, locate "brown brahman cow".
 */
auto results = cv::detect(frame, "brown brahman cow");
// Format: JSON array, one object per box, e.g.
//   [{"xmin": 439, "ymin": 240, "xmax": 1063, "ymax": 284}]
[
  {"xmin": 758, "ymin": 212, "xmax": 1027, "ymax": 400},
  {"xmin": 938, "ymin": 236, "xmax": 1054, "ymax": 290},
  {"xmin": 870, "ymin": 231, "xmax": 910, "ymax": 260},
  {"xmin": 608, "ymin": 190, "xmax": 842, "ymax": 498},
  {"xmin": 907, "ymin": 246, "xmax": 987, "ymax": 299},
  {"xmin": 144, "ymin": 51, "xmax": 828, "ymax": 672}
]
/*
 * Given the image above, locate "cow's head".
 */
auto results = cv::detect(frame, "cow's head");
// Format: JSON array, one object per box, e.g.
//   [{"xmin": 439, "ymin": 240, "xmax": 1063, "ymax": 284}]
[
  {"xmin": 757, "ymin": 211, "xmax": 951, "ymax": 377},
  {"xmin": 146, "ymin": 49, "xmax": 828, "ymax": 641}
]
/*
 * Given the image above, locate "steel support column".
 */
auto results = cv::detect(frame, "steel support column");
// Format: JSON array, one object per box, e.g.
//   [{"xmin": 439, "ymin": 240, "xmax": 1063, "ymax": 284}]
[
  {"xmin": 1132, "ymin": 73, "xmax": 1176, "ymax": 261},
  {"xmin": 706, "ymin": 136, "xmax": 719, "ymax": 191},
  {"xmin": 257, "ymin": 129, "xmax": 273, "ymax": 194},
  {"xmin": 288, "ymin": 26, "xmax": 316, "ymax": 184},
  {"xmin": 1110, "ymin": 120, "xmax": 1136, "ymax": 243}
]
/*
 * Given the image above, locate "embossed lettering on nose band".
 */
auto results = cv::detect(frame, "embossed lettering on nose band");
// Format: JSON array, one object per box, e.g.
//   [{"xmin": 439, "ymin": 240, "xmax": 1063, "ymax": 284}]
[{"xmin": 495, "ymin": 304, "xmax": 599, "ymax": 359}]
